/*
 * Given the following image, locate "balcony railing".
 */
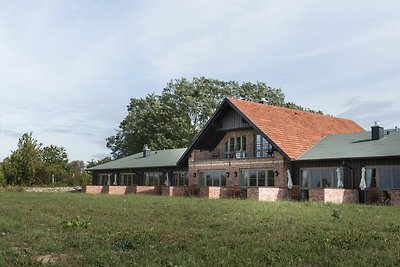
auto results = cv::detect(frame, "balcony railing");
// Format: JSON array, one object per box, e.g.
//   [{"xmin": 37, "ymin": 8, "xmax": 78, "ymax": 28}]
[{"xmin": 194, "ymin": 146, "xmax": 274, "ymax": 161}]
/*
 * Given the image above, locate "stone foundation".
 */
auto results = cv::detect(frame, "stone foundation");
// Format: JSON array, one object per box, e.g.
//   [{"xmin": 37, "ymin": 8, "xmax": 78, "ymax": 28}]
[
  {"xmin": 247, "ymin": 187, "xmax": 288, "ymax": 201},
  {"xmin": 309, "ymin": 188, "xmax": 358, "ymax": 204},
  {"xmin": 27, "ymin": 187, "xmax": 82, "ymax": 193}
]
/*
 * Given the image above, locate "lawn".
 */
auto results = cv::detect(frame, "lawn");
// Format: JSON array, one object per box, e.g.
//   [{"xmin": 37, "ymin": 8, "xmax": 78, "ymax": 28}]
[{"xmin": 0, "ymin": 192, "xmax": 399, "ymax": 266}]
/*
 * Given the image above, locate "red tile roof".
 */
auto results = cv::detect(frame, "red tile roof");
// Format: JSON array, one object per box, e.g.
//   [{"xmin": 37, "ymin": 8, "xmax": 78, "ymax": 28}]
[{"xmin": 228, "ymin": 98, "xmax": 365, "ymax": 160}]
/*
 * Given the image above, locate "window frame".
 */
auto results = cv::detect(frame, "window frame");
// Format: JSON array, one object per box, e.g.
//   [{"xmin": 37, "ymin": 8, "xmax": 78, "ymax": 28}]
[
  {"xmin": 224, "ymin": 136, "xmax": 247, "ymax": 159},
  {"xmin": 240, "ymin": 169, "xmax": 275, "ymax": 187},
  {"xmin": 98, "ymin": 173, "xmax": 112, "ymax": 185},
  {"xmin": 119, "ymin": 173, "xmax": 136, "ymax": 186},
  {"xmin": 254, "ymin": 134, "xmax": 274, "ymax": 158},
  {"xmin": 198, "ymin": 170, "xmax": 227, "ymax": 186},
  {"xmin": 172, "ymin": 172, "xmax": 188, "ymax": 186},
  {"xmin": 299, "ymin": 167, "xmax": 343, "ymax": 189},
  {"xmin": 144, "ymin": 172, "xmax": 164, "ymax": 186},
  {"xmin": 364, "ymin": 165, "xmax": 400, "ymax": 190}
]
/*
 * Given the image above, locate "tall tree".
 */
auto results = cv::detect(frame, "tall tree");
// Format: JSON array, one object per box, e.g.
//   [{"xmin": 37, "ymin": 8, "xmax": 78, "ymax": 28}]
[
  {"xmin": 38, "ymin": 145, "xmax": 70, "ymax": 184},
  {"xmin": 107, "ymin": 77, "xmax": 319, "ymax": 158},
  {"xmin": 1, "ymin": 132, "xmax": 42, "ymax": 185},
  {"xmin": 1, "ymin": 133, "xmax": 89, "ymax": 186}
]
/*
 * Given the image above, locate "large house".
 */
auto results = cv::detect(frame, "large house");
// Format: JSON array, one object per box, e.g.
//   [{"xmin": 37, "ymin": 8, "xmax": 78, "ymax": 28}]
[{"xmin": 86, "ymin": 98, "xmax": 400, "ymax": 204}]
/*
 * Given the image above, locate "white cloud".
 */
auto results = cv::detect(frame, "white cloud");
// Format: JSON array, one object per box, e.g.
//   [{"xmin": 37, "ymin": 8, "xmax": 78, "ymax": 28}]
[{"xmin": 0, "ymin": 0, "xmax": 399, "ymax": 161}]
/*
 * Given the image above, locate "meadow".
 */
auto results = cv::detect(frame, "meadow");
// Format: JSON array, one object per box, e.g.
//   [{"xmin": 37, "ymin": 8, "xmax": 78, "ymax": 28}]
[{"xmin": 0, "ymin": 192, "xmax": 399, "ymax": 266}]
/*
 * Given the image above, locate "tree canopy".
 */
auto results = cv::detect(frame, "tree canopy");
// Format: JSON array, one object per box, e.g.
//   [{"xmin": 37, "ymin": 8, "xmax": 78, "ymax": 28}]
[
  {"xmin": 107, "ymin": 77, "xmax": 322, "ymax": 159},
  {"xmin": 0, "ymin": 132, "xmax": 90, "ymax": 186}
]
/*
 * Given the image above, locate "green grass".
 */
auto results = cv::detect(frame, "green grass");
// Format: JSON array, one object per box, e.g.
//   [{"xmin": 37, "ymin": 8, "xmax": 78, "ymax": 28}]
[{"xmin": 0, "ymin": 193, "xmax": 400, "ymax": 266}]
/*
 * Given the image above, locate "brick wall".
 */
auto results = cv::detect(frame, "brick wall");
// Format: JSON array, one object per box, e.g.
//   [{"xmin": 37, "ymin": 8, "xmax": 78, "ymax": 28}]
[
  {"xmin": 200, "ymin": 187, "xmax": 219, "ymax": 199},
  {"xmin": 199, "ymin": 186, "xmax": 233, "ymax": 199},
  {"xmin": 309, "ymin": 188, "xmax": 359, "ymax": 204},
  {"xmin": 308, "ymin": 188, "xmax": 324, "ymax": 202},
  {"xmin": 136, "ymin": 186, "xmax": 161, "ymax": 195},
  {"xmin": 108, "ymin": 186, "xmax": 137, "ymax": 195},
  {"xmin": 247, "ymin": 187, "xmax": 288, "ymax": 201},
  {"xmin": 83, "ymin": 185, "xmax": 108, "ymax": 194},
  {"xmin": 389, "ymin": 189, "xmax": 400, "ymax": 205},
  {"xmin": 161, "ymin": 186, "xmax": 186, "ymax": 196},
  {"xmin": 188, "ymin": 128, "xmax": 292, "ymax": 189}
]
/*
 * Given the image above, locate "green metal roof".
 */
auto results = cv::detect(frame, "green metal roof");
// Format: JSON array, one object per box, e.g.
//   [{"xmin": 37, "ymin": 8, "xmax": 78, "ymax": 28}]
[
  {"xmin": 88, "ymin": 148, "xmax": 187, "ymax": 171},
  {"xmin": 298, "ymin": 129, "xmax": 400, "ymax": 160}
]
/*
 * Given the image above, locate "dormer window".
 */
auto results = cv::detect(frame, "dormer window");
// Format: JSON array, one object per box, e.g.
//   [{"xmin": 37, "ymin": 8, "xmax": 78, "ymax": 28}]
[
  {"xmin": 224, "ymin": 136, "xmax": 247, "ymax": 159},
  {"xmin": 255, "ymin": 134, "xmax": 274, "ymax": 158}
]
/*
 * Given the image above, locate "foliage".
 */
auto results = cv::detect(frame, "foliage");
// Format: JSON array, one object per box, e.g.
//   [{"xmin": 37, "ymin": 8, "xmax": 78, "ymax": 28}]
[
  {"xmin": 62, "ymin": 216, "xmax": 92, "ymax": 229},
  {"xmin": 332, "ymin": 209, "xmax": 342, "ymax": 220},
  {"xmin": 0, "ymin": 193, "xmax": 400, "ymax": 266},
  {"xmin": 0, "ymin": 133, "xmax": 90, "ymax": 186},
  {"xmin": 107, "ymin": 77, "xmax": 320, "ymax": 158},
  {"xmin": 1, "ymin": 133, "xmax": 42, "ymax": 185},
  {"xmin": 0, "ymin": 163, "xmax": 5, "ymax": 187},
  {"xmin": 86, "ymin": 157, "xmax": 112, "ymax": 169}
]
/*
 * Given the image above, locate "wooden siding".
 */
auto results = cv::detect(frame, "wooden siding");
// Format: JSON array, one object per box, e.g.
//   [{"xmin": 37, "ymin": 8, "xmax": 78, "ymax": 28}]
[
  {"xmin": 91, "ymin": 167, "xmax": 187, "ymax": 186},
  {"xmin": 216, "ymin": 109, "xmax": 249, "ymax": 131},
  {"xmin": 293, "ymin": 157, "xmax": 400, "ymax": 189}
]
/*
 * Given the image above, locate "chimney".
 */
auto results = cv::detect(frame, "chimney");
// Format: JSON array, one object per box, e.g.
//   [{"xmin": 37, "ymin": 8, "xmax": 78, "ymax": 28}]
[
  {"xmin": 143, "ymin": 144, "xmax": 151, "ymax": 157},
  {"xmin": 371, "ymin": 121, "xmax": 384, "ymax": 140},
  {"xmin": 259, "ymin": 97, "xmax": 268, "ymax": 104}
]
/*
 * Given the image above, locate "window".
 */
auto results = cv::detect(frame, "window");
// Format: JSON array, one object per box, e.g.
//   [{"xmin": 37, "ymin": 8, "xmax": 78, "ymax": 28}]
[
  {"xmin": 144, "ymin": 172, "xmax": 164, "ymax": 186},
  {"xmin": 172, "ymin": 172, "xmax": 188, "ymax": 186},
  {"xmin": 379, "ymin": 168, "xmax": 392, "ymax": 189},
  {"xmin": 366, "ymin": 168, "xmax": 377, "ymax": 188},
  {"xmin": 365, "ymin": 166, "xmax": 400, "ymax": 189},
  {"xmin": 120, "ymin": 173, "xmax": 136, "ymax": 186},
  {"xmin": 300, "ymin": 168, "xmax": 342, "ymax": 188},
  {"xmin": 198, "ymin": 170, "xmax": 227, "ymax": 186},
  {"xmin": 224, "ymin": 136, "xmax": 246, "ymax": 159},
  {"xmin": 240, "ymin": 169, "xmax": 274, "ymax": 187},
  {"xmin": 98, "ymin": 174, "xmax": 111, "ymax": 185},
  {"xmin": 255, "ymin": 134, "xmax": 274, "ymax": 158},
  {"xmin": 394, "ymin": 168, "xmax": 400, "ymax": 188}
]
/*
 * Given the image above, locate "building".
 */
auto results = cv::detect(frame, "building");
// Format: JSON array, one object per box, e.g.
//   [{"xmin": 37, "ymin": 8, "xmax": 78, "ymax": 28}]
[
  {"xmin": 85, "ymin": 98, "xmax": 400, "ymax": 204},
  {"xmin": 86, "ymin": 147, "xmax": 187, "ymax": 195}
]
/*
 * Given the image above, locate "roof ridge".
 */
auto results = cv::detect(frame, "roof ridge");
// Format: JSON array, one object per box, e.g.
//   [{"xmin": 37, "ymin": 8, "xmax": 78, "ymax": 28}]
[{"xmin": 228, "ymin": 97, "xmax": 360, "ymax": 123}]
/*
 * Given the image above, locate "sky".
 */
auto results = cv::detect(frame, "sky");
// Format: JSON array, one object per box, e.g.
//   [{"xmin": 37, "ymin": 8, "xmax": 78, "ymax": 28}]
[{"xmin": 0, "ymin": 0, "xmax": 399, "ymax": 162}]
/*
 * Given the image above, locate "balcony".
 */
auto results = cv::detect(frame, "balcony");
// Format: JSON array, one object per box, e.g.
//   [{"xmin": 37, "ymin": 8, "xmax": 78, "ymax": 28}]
[{"xmin": 194, "ymin": 146, "xmax": 274, "ymax": 161}]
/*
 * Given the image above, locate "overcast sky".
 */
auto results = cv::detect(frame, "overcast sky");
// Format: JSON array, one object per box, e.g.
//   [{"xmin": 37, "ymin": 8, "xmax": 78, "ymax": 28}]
[{"xmin": 0, "ymin": 0, "xmax": 399, "ymax": 162}]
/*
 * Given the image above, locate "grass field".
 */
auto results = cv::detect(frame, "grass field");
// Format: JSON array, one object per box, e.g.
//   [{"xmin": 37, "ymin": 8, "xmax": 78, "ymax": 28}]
[{"xmin": 0, "ymin": 192, "xmax": 400, "ymax": 266}]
